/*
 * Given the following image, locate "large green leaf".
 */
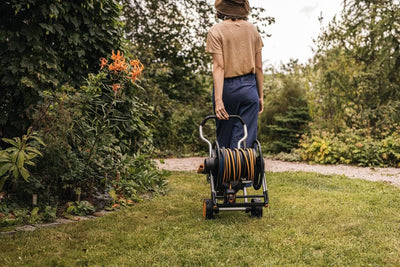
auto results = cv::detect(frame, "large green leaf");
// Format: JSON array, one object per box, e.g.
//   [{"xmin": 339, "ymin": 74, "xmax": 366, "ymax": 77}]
[
  {"xmin": 2, "ymin": 137, "xmax": 19, "ymax": 147},
  {"xmin": 16, "ymin": 151, "xmax": 25, "ymax": 168},
  {"xmin": 24, "ymin": 160, "xmax": 36, "ymax": 166},
  {"xmin": 19, "ymin": 167, "xmax": 30, "ymax": 181},
  {"xmin": 25, "ymin": 147, "xmax": 43, "ymax": 157},
  {"xmin": 0, "ymin": 163, "xmax": 13, "ymax": 177},
  {"xmin": 0, "ymin": 152, "xmax": 12, "ymax": 163},
  {"xmin": 23, "ymin": 151, "xmax": 39, "ymax": 161},
  {"xmin": 12, "ymin": 166, "xmax": 18, "ymax": 180},
  {"xmin": 11, "ymin": 150, "xmax": 19, "ymax": 164},
  {"xmin": 0, "ymin": 177, "xmax": 7, "ymax": 192}
]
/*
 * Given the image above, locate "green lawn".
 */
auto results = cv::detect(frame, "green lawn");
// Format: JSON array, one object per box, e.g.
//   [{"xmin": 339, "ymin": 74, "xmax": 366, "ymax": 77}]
[{"xmin": 1, "ymin": 171, "xmax": 400, "ymax": 266}]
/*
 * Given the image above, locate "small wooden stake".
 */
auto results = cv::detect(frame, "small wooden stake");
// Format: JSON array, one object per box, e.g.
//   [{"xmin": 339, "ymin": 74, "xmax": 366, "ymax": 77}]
[
  {"xmin": 32, "ymin": 194, "xmax": 38, "ymax": 206},
  {"xmin": 76, "ymin": 187, "xmax": 81, "ymax": 202}
]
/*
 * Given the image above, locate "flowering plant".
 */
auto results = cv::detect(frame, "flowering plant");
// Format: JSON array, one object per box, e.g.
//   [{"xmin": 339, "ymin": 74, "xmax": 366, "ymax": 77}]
[
  {"xmin": 99, "ymin": 50, "xmax": 144, "ymax": 93},
  {"xmin": 70, "ymin": 50, "xmax": 150, "ymax": 197}
]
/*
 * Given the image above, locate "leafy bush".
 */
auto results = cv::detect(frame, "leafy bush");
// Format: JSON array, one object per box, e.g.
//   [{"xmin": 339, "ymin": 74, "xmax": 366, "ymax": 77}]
[
  {"xmin": 108, "ymin": 154, "xmax": 168, "ymax": 205},
  {"xmin": 0, "ymin": 0, "xmax": 124, "ymax": 139},
  {"xmin": 272, "ymin": 150, "xmax": 302, "ymax": 162},
  {"xmin": 0, "ymin": 51, "xmax": 166, "ymax": 226},
  {"xmin": 259, "ymin": 62, "xmax": 311, "ymax": 153},
  {"xmin": 41, "ymin": 206, "xmax": 57, "ymax": 222},
  {"xmin": 0, "ymin": 201, "xmax": 57, "ymax": 227},
  {"xmin": 66, "ymin": 201, "xmax": 96, "ymax": 216},
  {"xmin": 0, "ymin": 128, "xmax": 45, "ymax": 192},
  {"xmin": 299, "ymin": 127, "xmax": 400, "ymax": 167},
  {"xmin": 159, "ymin": 105, "xmax": 212, "ymax": 156},
  {"xmin": 29, "ymin": 51, "xmax": 155, "ymax": 202}
]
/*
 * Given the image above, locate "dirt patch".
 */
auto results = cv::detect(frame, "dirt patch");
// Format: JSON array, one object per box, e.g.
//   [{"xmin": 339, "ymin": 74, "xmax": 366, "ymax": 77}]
[{"xmin": 155, "ymin": 157, "xmax": 400, "ymax": 188}]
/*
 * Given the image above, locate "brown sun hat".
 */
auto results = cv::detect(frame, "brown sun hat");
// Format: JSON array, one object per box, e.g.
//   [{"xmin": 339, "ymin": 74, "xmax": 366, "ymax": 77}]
[{"xmin": 215, "ymin": 0, "xmax": 250, "ymax": 17}]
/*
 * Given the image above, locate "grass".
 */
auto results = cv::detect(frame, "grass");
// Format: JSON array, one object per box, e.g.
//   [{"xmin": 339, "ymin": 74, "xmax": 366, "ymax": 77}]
[{"xmin": 1, "ymin": 171, "xmax": 400, "ymax": 266}]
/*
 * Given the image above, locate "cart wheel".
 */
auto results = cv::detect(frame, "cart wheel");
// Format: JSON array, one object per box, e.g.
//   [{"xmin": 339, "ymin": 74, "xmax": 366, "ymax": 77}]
[
  {"xmin": 250, "ymin": 198, "xmax": 263, "ymax": 218},
  {"xmin": 203, "ymin": 199, "xmax": 214, "ymax": 220}
]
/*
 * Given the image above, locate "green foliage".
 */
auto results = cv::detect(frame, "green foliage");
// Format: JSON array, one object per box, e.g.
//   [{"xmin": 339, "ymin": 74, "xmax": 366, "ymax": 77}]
[
  {"xmin": 0, "ymin": 202, "xmax": 57, "ymax": 228},
  {"xmin": 298, "ymin": 0, "xmax": 400, "ymax": 166},
  {"xmin": 0, "ymin": 128, "xmax": 45, "ymax": 192},
  {"xmin": 272, "ymin": 151, "xmax": 302, "ymax": 162},
  {"xmin": 259, "ymin": 61, "xmax": 311, "ymax": 153},
  {"xmin": 121, "ymin": 0, "xmax": 275, "ymax": 154},
  {"xmin": 119, "ymin": 154, "xmax": 168, "ymax": 196},
  {"xmin": 66, "ymin": 201, "xmax": 96, "ymax": 216},
  {"xmin": 164, "ymin": 105, "xmax": 213, "ymax": 155},
  {"xmin": 299, "ymin": 126, "xmax": 400, "ymax": 167},
  {"xmin": 313, "ymin": 0, "xmax": 400, "ymax": 133},
  {"xmin": 266, "ymin": 106, "xmax": 311, "ymax": 152},
  {"xmin": 0, "ymin": 0, "xmax": 124, "ymax": 138},
  {"xmin": 121, "ymin": 0, "xmax": 213, "ymax": 153},
  {"xmin": 41, "ymin": 206, "xmax": 57, "ymax": 222},
  {"xmin": 108, "ymin": 154, "xmax": 168, "ymax": 206},
  {"xmin": 31, "ymin": 52, "xmax": 155, "ymax": 202},
  {"xmin": 122, "ymin": 0, "xmax": 213, "ymax": 96}
]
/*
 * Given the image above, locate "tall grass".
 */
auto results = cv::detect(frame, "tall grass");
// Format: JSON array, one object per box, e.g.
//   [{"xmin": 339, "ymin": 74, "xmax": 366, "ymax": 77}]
[{"xmin": 1, "ymin": 171, "xmax": 400, "ymax": 266}]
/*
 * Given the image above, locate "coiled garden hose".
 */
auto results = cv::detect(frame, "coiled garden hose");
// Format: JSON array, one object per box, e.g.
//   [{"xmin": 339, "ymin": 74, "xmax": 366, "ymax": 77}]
[{"xmin": 213, "ymin": 144, "xmax": 263, "ymax": 190}]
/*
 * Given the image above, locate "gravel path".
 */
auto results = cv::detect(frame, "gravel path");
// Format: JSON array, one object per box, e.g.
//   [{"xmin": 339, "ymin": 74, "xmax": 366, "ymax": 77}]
[{"xmin": 156, "ymin": 157, "xmax": 400, "ymax": 188}]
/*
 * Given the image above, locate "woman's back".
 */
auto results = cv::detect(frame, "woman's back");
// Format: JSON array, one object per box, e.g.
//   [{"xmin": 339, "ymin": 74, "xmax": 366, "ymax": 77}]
[{"xmin": 207, "ymin": 20, "xmax": 263, "ymax": 78}]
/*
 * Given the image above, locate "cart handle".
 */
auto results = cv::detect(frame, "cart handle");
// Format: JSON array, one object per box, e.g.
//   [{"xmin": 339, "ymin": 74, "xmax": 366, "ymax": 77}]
[
  {"xmin": 200, "ymin": 115, "xmax": 245, "ymax": 127},
  {"xmin": 199, "ymin": 115, "xmax": 248, "ymax": 155}
]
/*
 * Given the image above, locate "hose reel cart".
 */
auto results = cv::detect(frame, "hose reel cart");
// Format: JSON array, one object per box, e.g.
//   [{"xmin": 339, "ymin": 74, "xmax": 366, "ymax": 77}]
[{"xmin": 198, "ymin": 115, "xmax": 269, "ymax": 219}]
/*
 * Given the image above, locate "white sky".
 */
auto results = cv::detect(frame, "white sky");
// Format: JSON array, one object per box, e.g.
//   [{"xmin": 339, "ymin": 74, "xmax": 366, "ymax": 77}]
[{"xmin": 250, "ymin": 0, "xmax": 344, "ymax": 67}]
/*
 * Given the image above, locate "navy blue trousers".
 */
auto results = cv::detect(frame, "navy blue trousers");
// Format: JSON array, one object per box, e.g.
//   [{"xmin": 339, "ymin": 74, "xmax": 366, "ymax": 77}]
[{"xmin": 213, "ymin": 73, "xmax": 259, "ymax": 149}]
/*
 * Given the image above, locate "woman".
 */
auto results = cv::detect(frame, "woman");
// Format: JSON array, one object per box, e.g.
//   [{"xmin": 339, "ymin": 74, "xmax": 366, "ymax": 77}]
[{"xmin": 206, "ymin": 0, "xmax": 264, "ymax": 149}]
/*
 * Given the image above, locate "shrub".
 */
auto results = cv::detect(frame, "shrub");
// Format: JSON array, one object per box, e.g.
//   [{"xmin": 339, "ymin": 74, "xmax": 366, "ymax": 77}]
[
  {"xmin": 66, "ymin": 201, "xmax": 96, "ymax": 216},
  {"xmin": 299, "ymin": 127, "xmax": 400, "ymax": 167},
  {"xmin": 0, "ymin": 51, "xmax": 167, "ymax": 221},
  {"xmin": 0, "ymin": 0, "xmax": 124, "ymax": 139},
  {"xmin": 0, "ymin": 128, "xmax": 45, "ymax": 192},
  {"xmin": 0, "ymin": 201, "xmax": 57, "ymax": 227},
  {"xmin": 259, "ymin": 63, "xmax": 311, "ymax": 153},
  {"xmin": 30, "ymin": 51, "xmax": 153, "ymax": 201}
]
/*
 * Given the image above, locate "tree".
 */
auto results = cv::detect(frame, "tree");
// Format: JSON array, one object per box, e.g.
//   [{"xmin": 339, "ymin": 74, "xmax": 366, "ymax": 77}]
[
  {"xmin": 314, "ymin": 0, "xmax": 400, "ymax": 134},
  {"xmin": 0, "ymin": 0, "xmax": 124, "ymax": 140},
  {"xmin": 121, "ymin": 0, "xmax": 274, "ymax": 153},
  {"xmin": 259, "ymin": 61, "xmax": 311, "ymax": 153}
]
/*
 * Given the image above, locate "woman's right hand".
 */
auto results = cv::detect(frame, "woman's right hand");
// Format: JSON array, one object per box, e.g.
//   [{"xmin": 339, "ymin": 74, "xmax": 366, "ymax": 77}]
[
  {"xmin": 215, "ymin": 99, "xmax": 229, "ymax": 120},
  {"xmin": 258, "ymin": 97, "xmax": 264, "ymax": 114}
]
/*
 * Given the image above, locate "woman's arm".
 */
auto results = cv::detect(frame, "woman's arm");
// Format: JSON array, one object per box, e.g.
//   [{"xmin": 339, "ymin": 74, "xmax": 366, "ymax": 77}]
[
  {"xmin": 255, "ymin": 52, "xmax": 264, "ymax": 114},
  {"xmin": 213, "ymin": 53, "xmax": 229, "ymax": 120}
]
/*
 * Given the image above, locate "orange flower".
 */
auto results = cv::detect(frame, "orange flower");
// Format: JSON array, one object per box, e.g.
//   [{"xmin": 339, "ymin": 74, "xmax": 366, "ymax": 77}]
[
  {"xmin": 112, "ymin": 84, "xmax": 121, "ymax": 92},
  {"xmin": 128, "ymin": 70, "xmax": 139, "ymax": 82},
  {"xmin": 108, "ymin": 62, "xmax": 118, "ymax": 73},
  {"xmin": 129, "ymin": 59, "xmax": 139, "ymax": 67},
  {"xmin": 130, "ymin": 60, "xmax": 144, "ymax": 71},
  {"xmin": 112, "ymin": 203, "xmax": 120, "ymax": 209},
  {"xmin": 119, "ymin": 61, "xmax": 128, "ymax": 72},
  {"xmin": 109, "ymin": 62, "xmax": 125, "ymax": 74},
  {"xmin": 128, "ymin": 60, "xmax": 144, "ymax": 82},
  {"xmin": 100, "ymin": 52, "xmax": 144, "ymax": 81},
  {"xmin": 99, "ymin": 57, "xmax": 108, "ymax": 69},
  {"xmin": 108, "ymin": 58, "xmax": 128, "ymax": 74},
  {"xmin": 111, "ymin": 50, "xmax": 124, "ymax": 62}
]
